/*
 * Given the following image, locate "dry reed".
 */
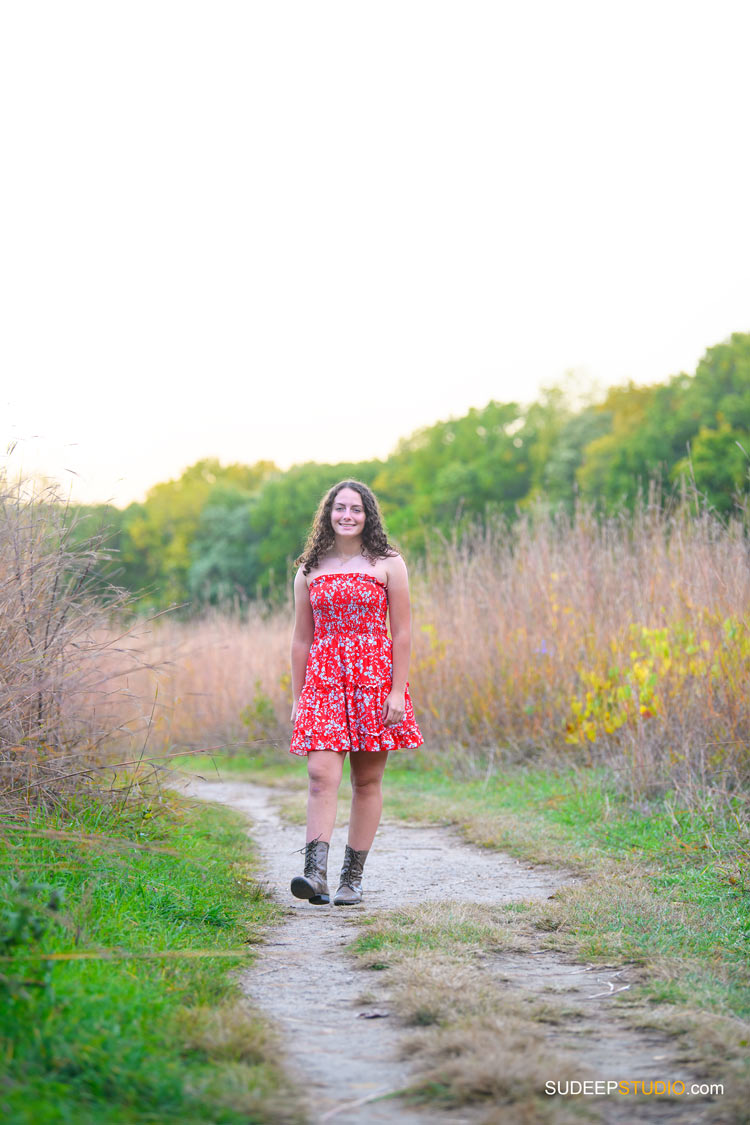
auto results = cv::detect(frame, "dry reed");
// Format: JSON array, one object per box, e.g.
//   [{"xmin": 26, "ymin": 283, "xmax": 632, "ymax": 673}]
[
  {"xmin": 412, "ymin": 497, "xmax": 750, "ymax": 796},
  {"xmin": 74, "ymin": 496, "xmax": 750, "ymax": 802},
  {"xmin": 0, "ymin": 475, "xmax": 153, "ymax": 807}
]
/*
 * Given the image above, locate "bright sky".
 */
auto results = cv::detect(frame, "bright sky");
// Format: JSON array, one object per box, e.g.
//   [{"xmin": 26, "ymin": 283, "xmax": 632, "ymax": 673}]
[{"xmin": 2, "ymin": 1, "xmax": 749, "ymax": 507}]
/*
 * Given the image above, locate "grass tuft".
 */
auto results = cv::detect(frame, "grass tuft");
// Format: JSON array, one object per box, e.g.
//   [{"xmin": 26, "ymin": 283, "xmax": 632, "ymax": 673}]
[{"xmin": 0, "ymin": 787, "xmax": 294, "ymax": 1125}]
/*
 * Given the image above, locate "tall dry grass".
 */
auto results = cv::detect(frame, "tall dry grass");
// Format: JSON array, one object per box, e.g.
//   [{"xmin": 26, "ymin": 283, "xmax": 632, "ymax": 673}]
[
  {"xmin": 120, "ymin": 495, "xmax": 750, "ymax": 801},
  {"xmin": 414, "ymin": 498, "xmax": 750, "ymax": 796},
  {"xmin": 0, "ymin": 475, "xmax": 151, "ymax": 807},
  {"xmin": 108, "ymin": 605, "xmax": 291, "ymax": 755}
]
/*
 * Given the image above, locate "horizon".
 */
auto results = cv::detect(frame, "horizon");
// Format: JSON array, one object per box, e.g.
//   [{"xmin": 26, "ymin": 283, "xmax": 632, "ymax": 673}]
[
  {"xmin": 7, "ymin": 336, "xmax": 742, "ymax": 510},
  {"xmin": 3, "ymin": 2, "xmax": 749, "ymax": 508}
]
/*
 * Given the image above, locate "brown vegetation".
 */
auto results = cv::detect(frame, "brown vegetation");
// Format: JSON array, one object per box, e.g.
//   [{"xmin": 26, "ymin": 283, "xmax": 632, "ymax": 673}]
[
  {"xmin": 119, "ymin": 496, "xmax": 750, "ymax": 803},
  {"xmin": 4, "ymin": 473, "xmax": 748, "ymax": 807},
  {"xmin": 0, "ymin": 476, "xmax": 150, "ymax": 807}
]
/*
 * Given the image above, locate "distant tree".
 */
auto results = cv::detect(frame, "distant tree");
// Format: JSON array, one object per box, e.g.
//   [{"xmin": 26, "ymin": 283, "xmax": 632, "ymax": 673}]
[
  {"xmin": 681, "ymin": 332, "xmax": 750, "ymax": 431},
  {"xmin": 67, "ymin": 332, "xmax": 750, "ymax": 613},
  {"xmin": 575, "ymin": 382, "xmax": 659, "ymax": 503},
  {"xmin": 123, "ymin": 458, "xmax": 277, "ymax": 608},
  {"xmin": 373, "ymin": 400, "xmax": 529, "ymax": 545},
  {"xmin": 576, "ymin": 333, "xmax": 750, "ymax": 510},
  {"xmin": 187, "ymin": 485, "xmax": 261, "ymax": 605},
  {"xmin": 672, "ymin": 425, "xmax": 750, "ymax": 513},
  {"xmin": 249, "ymin": 461, "xmax": 382, "ymax": 596},
  {"xmin": 533, "ymin": 407, "xmax": 612, "ymax": 507}
]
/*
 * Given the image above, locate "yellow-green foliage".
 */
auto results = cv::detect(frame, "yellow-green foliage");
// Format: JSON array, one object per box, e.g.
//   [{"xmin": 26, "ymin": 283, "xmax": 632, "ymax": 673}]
[
  {"xmin": 565, "ymin": 616, "xmax": 750, "ymax": 752},
  {"xmin": 104, "ymin": 502, "xmax": 750, "ymax": 796}
]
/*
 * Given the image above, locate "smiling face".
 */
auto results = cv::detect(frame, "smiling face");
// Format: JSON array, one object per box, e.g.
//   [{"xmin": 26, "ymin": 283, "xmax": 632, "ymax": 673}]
[{"xmin": 330, "ymin": 486, "xmax": 366, "ymax": 543}]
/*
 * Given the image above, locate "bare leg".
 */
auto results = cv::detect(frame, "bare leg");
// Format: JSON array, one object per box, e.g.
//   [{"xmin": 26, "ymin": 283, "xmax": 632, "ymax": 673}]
[
  {"xmin": 347, "ymin": 750, "xmax": 389, "ymax": 851},
  {"xmin": 305, "ymin": 750, "xmax": 345, "ymax": 843}
]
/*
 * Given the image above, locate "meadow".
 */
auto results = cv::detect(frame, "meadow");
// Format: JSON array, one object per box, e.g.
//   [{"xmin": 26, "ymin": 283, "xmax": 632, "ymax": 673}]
[
  {"xmin": 2, "ymin": 477, "xmax": 749, "ymax": 1121},
  {"xmin": 111, "ymin": 495, "xmax": 750, "ymax": 809}
]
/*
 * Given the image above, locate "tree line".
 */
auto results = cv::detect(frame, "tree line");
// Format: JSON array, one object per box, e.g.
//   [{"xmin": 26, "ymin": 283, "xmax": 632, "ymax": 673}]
[{"xmin": 71, "ymin": 332, "xmax": 750, "ymax": 612}]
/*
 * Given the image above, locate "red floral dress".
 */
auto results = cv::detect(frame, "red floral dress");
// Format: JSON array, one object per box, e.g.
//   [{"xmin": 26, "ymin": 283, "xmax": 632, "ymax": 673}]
[{"xmin": 290, "ymin": 572, "xmax": 424, "ymax": 755}]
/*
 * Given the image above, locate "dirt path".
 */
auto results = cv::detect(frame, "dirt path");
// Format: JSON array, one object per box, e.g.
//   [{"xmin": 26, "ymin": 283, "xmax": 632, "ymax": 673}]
[{"xmin": 181, "ymin": 778, "xmax": 717, "ymax": 1124}]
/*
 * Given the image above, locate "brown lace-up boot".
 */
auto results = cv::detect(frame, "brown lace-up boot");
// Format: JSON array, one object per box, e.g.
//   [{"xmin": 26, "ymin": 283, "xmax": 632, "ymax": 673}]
[
  {"xmin": 290, "ymin": 838, "xmax": 330, "ymax": 904},
  {"xmin": 333, "ymin": 844, "xmax": 369, "ymax": 905}
]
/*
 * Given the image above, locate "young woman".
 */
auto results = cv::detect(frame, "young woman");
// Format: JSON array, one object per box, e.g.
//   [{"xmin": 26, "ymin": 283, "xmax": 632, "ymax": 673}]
[{"xmin": 289, "ymin": 479, "xmax": 423, "ymax": 905}]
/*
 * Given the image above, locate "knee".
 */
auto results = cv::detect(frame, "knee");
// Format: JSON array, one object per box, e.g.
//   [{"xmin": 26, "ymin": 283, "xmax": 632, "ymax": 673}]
[
  {"xmin": 308, "ymin": 769, "xmax": 339, "ymax": 798},
  {"xmin": 351, "ymin": 773, "xmax": 382, "ymax": 797}
]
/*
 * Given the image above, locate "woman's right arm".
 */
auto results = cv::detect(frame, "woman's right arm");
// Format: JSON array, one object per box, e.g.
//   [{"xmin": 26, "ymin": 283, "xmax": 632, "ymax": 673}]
[{"xmin": 290, "ymin": 568, "xmax": 315, "ymax": 721}]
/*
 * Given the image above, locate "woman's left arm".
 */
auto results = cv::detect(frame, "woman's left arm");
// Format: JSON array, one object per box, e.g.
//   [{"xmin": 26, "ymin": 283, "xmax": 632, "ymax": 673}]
[{"xmin": 383, "ymin": 555, "xmax": 411, "ymax": 726}]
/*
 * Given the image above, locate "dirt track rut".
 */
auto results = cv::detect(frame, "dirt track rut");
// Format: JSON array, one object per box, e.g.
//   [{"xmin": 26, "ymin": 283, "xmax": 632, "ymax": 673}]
[{"xmin": 181, "ymin": 778, "xmax": 717, "ymax": 1125}]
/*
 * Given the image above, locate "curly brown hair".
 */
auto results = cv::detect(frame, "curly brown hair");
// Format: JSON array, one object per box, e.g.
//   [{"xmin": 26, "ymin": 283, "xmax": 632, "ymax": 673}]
[{"xmin": 295, "ymin": 480, "xmax": 399, "ymax": 576}]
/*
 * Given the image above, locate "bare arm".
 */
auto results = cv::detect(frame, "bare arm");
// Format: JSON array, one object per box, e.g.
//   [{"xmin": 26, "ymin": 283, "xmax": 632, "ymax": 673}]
[
  {"xmin": 383, "ymin": 555, "xmax": 411, "ymax": 725},
  {"xmin": 290, "ymin": 568, "xmax": 315, "ymax": 721}
]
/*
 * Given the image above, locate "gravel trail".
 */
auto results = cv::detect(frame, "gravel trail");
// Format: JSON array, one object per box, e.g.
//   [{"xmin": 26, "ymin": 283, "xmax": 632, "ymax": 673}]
[{"xmin": 181, "ymin": 777, "xmax": 718, "ymax": 1125}]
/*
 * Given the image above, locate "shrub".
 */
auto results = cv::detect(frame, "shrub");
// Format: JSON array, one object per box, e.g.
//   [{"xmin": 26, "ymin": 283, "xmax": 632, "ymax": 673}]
[{"xmin": 0, "ymin": 473, "xmax": 147, "ymax": 806}]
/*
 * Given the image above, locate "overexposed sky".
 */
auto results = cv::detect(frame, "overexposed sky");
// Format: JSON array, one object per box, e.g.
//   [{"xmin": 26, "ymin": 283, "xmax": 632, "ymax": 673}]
[{"xmin": 2, "ymin": 1, "xmax": 749, "ymax": 507}]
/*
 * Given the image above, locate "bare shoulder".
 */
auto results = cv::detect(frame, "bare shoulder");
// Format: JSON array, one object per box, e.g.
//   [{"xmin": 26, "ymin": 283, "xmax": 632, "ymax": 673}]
[
  {"xmin": 383, "ymin": 552, "xmax": 409, "ymax": 588},
  {"xmin": 294, "ymin": 566, "xmax": 311, "ymax": 596}
]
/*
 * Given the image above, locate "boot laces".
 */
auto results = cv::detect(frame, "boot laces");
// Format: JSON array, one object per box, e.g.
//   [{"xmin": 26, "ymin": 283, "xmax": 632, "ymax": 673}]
[
  {"xmin": 295, "ymin": 834, "xmax": 324, "ymax": 877},
  {"xmin": 304, "ymin": 846, "xmax": 318, "ymax": 878},
  {"xmin": 340, "ymin": 849, "xmax": 362, "ymax": 887}
]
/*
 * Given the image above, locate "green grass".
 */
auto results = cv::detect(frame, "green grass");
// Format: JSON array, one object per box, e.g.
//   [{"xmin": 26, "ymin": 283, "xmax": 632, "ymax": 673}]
[
  {"xmin": 175, "ymin": 747, "xmax": 750, "ymax": 1024},
  {"xmin": 0, "ymin": 787, "xmax": 293, "ymax": 1125},
  {"xmin": 169, "ymin": 750, "xmax": 302, "ymax": 786},
  {"xmin": 352, "ymin": 906, "xmax": 502, "ymax": 957},
  {"xmin": 383, "ymin": 755, "xmax": 750, "ymax": 1018}
]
